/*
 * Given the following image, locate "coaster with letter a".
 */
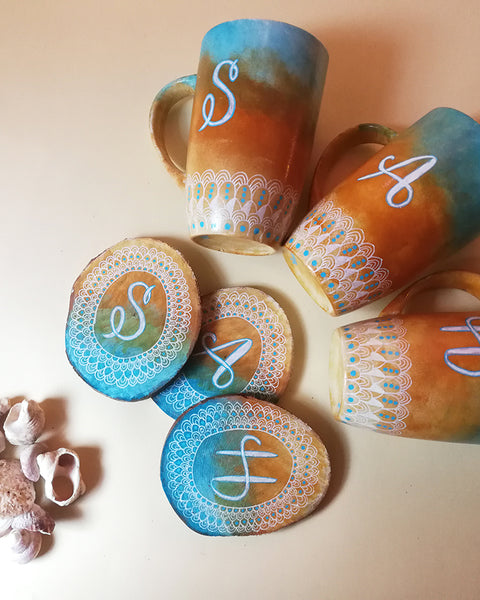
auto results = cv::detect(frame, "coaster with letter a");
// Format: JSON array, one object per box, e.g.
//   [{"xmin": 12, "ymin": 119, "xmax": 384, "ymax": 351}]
[
  {"xmin": 65, "ymin": 238, "xmax": 201, "ymax": 401},
  {"xmin": 161, "ymin": 395, "xmax": 331, "ymax": 536},
  {"xmin": 152, "ymin": 287, "xmax": 292, "ymax": 418}
]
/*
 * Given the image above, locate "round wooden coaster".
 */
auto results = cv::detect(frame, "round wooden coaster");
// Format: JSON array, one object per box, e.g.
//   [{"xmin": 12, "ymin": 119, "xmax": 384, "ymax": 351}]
[
  {"xmin": 65, "ymin": 238, "xmax": 201, "ymax": 401},
  {"xmin": 152, "ymin": 287, "xmax": 293, "ymax": 418},
  {"xmin": 161, "ymin": 395, "xmax": 331, "ymax": 536}
]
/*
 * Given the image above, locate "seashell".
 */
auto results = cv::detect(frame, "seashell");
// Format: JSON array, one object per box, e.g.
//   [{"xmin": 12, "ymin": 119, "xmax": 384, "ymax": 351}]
[
  {"xmin": 37, "ymin": 448, "xmax": 86, "ymax": 506},
  {"xmin": 0, "ymin": 459, "xmax": 35, "ymax": 517},
  {"xmin": 0, "ymin": 430, "xmax": 5, "ymax": 455},
  {"xmin": 0, "ymin": 397, "xmax": 11, "ymax": 416},
  {"xmin": 6, "ymin": 529, "xmax": 42, "ymax": 564},
  {"xmin": 20, "ymin": 442, "xmax": 48, "ymax": 482},
  {"xmin": 4, "ymin": 400, "xmax": 45, "ymax": 446},
  {"xmin": 11, "ymin": 504, "xmax": 55, "ymax": 535}
]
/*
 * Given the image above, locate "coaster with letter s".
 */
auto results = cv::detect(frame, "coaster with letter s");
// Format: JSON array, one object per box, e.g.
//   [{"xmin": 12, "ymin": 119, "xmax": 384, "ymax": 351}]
[
  {"xmin": 65, "ymin": 238, "xmax": 201, "ymax": 401},
  {"xmin": 161, "ymin": 395, "xmax": 331, "ymax": 536},
  {"xmin": 152, "ymin": 287, "xmax": 293, "ymax": 418}
]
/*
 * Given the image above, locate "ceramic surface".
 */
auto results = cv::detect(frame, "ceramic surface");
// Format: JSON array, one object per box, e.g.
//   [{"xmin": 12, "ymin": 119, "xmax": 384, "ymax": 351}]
[
  {"xmin": 330, "ymin": 271, "xmax": 480, "ymax": 441},
  {"xmin": 151, "ymin": 19, "xmax": 328, "ymax": 255},
  {"xmin": 284, "ymin": 108, "xmax": 480, "ymax": 314}
]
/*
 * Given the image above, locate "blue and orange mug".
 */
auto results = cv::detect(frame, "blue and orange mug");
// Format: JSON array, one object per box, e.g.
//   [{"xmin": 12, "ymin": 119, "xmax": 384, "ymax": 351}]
[
  {"xmin": 284, "ymin": 108, "xmax": 480, "ymax": 314},
  {"xmin": 150, "ymin": 19, "xmax": 328, "ymax": 255},
  {"xmin": 330, "ymin": 270, "xmax": 480, "ymax": 442}
]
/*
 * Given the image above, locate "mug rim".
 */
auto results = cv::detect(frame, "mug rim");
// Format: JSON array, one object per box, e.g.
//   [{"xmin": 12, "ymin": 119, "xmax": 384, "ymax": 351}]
[
  {"xmin": 425, "ymin": 106, "xmax": 480, "ymax": 133},
  {"xmin": 203, "ymin": 19, "xmax": 328, "ymax": 57}
]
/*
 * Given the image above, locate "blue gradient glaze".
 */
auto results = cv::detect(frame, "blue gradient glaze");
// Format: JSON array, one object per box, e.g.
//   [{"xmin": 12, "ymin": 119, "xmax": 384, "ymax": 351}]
[
  {"xmin": 65, "ymin": 323, "xmax": 191, "ymax": 401},
  {"xmin": 409, "ymin": 107, "xmax": 480, "ymax": 248},
  {"xmin": 160, "ymin": 396, "xmax": 323, "ymax": 536},
  {"xmin": 201, "ymin": 19, "xmax": 328, "ymax": 90},
  {"xmin": 153, "ymin": 362, "xmax": 251, "ymax": 419},
  {"xmin": 157, "ymin": 74, "xmax": 197, "ymax": 94},
  {"xmin": 463, "ymin": 428, "xmax": 480, "ymax": 444}
]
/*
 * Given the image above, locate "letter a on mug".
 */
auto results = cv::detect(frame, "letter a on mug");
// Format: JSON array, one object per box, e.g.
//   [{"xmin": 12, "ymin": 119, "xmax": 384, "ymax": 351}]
[{"xmin": 284, "ymin": 108, "xmax": 480, "ymax": 314}]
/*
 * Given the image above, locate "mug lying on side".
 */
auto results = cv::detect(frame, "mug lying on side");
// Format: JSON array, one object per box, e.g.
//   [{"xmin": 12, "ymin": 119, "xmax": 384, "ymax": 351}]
[
  {"xmin": 284, "ymin": 108, "xmax": 480, "ymax": 314},
  {"xmin": 150, "ymin": 19, "xmax": 328, "ymax": 255},
  {"xmin": 330, "ymin": 270, "xmax": 480, "ymax": 442}
]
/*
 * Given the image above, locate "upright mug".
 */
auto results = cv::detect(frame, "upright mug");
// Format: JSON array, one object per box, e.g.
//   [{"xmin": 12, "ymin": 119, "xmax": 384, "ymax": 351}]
[
  {"xmin": 150, "ymin": 19, "xmax": 328, "ymax": 255},
  {"xmin": 284, "ymin": 108, "xmax": 480, "ymax": 314},
  {"xmin": 330, "ymin": 270, "xmax": 480, "ymax": 442}
]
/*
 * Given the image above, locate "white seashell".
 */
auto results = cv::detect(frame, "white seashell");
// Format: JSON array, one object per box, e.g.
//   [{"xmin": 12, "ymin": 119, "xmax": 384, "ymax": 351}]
[
  {"xmin": 37, "ymin": 448, "xmax": 86, "ymax": 507},
  {"xmin": 11, "ymin": 504, "xmax": 55, "ymax": 535},
  {"xmin": 20, "ymin": 442, "xmax": 48, "ymax": 482},
  {"xmin": 6, "ymin": 529, "xmax": 42, "ymax": 563},
  {"xmin": 0, "ymin": 398, "xmax": 10, "ymax": 416},
  {"xmin": 4, "ymin": 400, "xmax": 45, "ymax": 446},
  {"xmin": 0, "ymin": 430, "xmax": 5, "ymax": 455}
]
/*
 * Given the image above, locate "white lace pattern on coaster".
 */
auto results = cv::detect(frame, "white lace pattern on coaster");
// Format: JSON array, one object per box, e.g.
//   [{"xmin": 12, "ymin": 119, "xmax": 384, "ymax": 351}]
[
  {"xmin": 186, "ymin": 169, "xmax": 298, "ymax": 244},
  {"xmin": 285, "ymin": 199, "xmax": 392, "ymax": 313},
  {"xmin": 162, "ymin": 399, "xmax": 323, "ymax": 535},
  {"xmin": 337, "ymin": 317, "xmax": 413, "ymax": 434},
  {"xmin": 158, "ymin": 288, "xmax": 290, "ymax": 415},
  {"xmin": 67, "ymin": 244, "xmax": 193, "ymax": 390}
]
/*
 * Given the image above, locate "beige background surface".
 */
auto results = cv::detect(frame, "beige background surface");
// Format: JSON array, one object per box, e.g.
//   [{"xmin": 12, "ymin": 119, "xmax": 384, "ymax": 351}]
[{"xmin": 1, "ymin": 1, "xmax": 480, "ymax": 598}]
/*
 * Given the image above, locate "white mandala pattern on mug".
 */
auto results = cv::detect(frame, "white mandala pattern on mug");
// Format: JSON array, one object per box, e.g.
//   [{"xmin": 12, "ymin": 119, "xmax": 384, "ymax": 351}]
[
  {"xmin": 338, "ymin": 317, "xmax": 413, "ymax": 434},
  {"xmin": 186, "ymin": 169, "xmax": 298, "ymax": 244},
  {"xmin": 286, "ymin": 199, "xmax": 392, "ymax": 313}
]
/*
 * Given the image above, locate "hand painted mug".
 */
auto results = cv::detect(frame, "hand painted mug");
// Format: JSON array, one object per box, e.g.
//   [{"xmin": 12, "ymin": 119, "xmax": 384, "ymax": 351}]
[
  {"xmin": 150, "ymin": 19, "xmax": 328, "ymax": 255},
  {"xmin": 283, "ymin": 108, "xmax": 480, "ymax": 314},
  {"xmin": 330, "ymin": 270, "xmax": 480, "ymax": 442}
]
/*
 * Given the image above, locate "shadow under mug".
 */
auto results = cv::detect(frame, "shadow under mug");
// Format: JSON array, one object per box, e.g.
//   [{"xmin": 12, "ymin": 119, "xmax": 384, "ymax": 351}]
[
  {"xmin": 284, "ymin": 107, "xmax": 480, "ymax": 314},
  {"xmin": 150, "ymin": 19, "xmax": 328, "ymax": 255},
  {"xmin": 330, "ymin": 270, "xmax": 480, "ymax": 442}
]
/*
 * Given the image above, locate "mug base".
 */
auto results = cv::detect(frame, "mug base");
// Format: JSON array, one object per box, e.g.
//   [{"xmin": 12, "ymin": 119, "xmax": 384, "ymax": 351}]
[
  {"xmin": 282, "ymin": 247, "xmax": 335, "ymax": 314},
  {"xmin": 192, "ymin": 234, "xmax": 277, "ymax": 256},
  {"xmin": 328, "ymin": 328, "xmax": 345, "ymax": 420}
]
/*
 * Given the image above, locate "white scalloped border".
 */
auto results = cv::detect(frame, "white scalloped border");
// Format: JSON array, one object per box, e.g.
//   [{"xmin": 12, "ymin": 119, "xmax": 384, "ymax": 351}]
[
  {"xmin": 155, "ymin": 288, "xmax": 291, "ymax": 415},
  {"xmin": 337, "ymin": 317, "xmax": 413, "ymax": 434},
  {"xmin": 285, "ymin": 199, "xmax": 392, "ymax": 313},
  {"xmin": 186, "ymin": 169, "xmax": 298, "ymax": 243},
  {"xmin": 162, "ymin": 399, "xmax": 327, "ymax": 535},
  {"xmin": 66, "ymin": 244, "xmax": 193, "ymax": 390}
]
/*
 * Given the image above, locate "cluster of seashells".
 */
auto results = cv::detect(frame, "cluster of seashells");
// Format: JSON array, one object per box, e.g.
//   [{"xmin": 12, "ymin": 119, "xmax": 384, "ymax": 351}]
[{"xmin": 0, "ymin": 398, "xmax": 85, "ymax": 563}]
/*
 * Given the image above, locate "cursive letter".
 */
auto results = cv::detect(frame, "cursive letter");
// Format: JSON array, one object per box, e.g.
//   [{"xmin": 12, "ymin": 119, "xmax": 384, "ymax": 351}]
[
  {"xmin": 103, "ymin": 281, "xmax": 156, "ymax": 342},
  {"xmin": 358, "ymin": 154, "xmax": 437, "ymax": 208},
  {"xmin": 199, "ymin": 59, "xmax": 239, "ymax": 132}
]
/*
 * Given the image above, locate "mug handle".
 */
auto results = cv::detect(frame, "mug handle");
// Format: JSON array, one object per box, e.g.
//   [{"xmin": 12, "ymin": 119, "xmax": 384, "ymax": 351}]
[
  {"xmin": 149, "ymin": 74, "xmax": 197, "ymax": 187},
  {"xmin": 379, "ymin": 270, "xmax": 480, "ymax": 316},
  {"xmin": 311, "ymin": 123, "xmax": 398, "ymax": 207}
]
